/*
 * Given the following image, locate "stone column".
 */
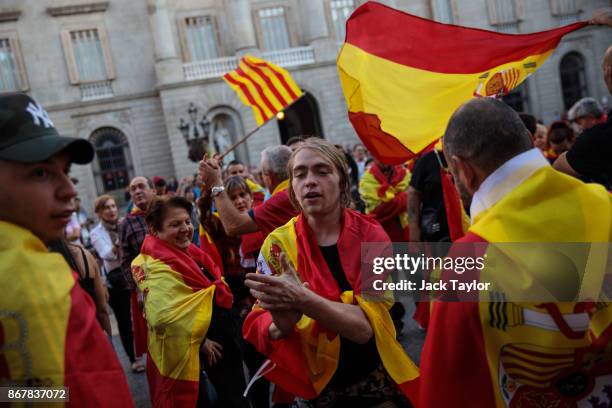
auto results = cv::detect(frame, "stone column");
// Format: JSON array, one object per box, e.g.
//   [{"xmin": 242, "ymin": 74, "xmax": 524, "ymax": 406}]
[
  {"xmin": 148, "ymin": 0, "xmax": 182, "ymax": 85},
  {"xmin": 299, "ymin": 0, "xmax": 329, "ymax": 43},
  {"xmin": 299, "ymin": 0, "xmax": 336, "ymax": 62},
  {"xmin": 226, "ymin": 0, "xmax": 258, "ymax": 54}
]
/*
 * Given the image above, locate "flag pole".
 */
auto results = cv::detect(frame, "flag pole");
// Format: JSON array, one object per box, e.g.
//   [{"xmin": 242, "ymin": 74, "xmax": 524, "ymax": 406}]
[{"xmin": 218, "ymin": 93, "xmax": 305, "ymax": 160}]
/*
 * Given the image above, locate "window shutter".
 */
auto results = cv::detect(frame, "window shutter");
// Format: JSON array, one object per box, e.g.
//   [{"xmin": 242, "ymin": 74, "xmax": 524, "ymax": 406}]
[
  {"xmin": 177, "ymin": 17, "xmax": 191, "ymax": 62},
  {"xmin": 486, "ymin": 0, "xmax": 498, "ymax": 24},
  {"xmin": 211, "ymin": 15, "xmax": 223, "ymax": 57},
  {"xmin": 549, "ymin": 0, "xmax": 560, "ymax": 15},
  {"xmin": 9, "ymin": 37, "xmax": 28, "ymax": 91},
  {"xmin": 61, "ymin": 30, "xmax": 79, "ymax": 84},
  {"xmin": 97, "ymin": 26, "xmax": 115, "ymax": 80},
  {"xmin": 515, "ymin": 0, "xmax": 525, "ymax": 20}
]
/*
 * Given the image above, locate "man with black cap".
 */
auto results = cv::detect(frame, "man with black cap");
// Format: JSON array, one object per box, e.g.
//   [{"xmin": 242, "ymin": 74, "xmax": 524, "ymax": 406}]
[{"xmin": 0, "ymin": 93, "xmax": 134, "ymax": 406}]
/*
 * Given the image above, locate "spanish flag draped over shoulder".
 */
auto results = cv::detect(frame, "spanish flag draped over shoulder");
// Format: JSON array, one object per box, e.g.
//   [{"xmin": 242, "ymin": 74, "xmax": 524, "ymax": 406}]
[
  {"xmin": 132, "ymin": 235, "xmax": 232, "ymax": 408},
  {"xmin": 0, "ymin": 221, "xmax": 133, "ymax": 407},
  {"xmin": 337, "ymin": 2, "xmax": 586, "ymax": 164},
  {"xmin": 243, "ymin": 209, "xmax": 420, "ymax": 404},
  {"xmin": 224, "ymin": 55, "xmax": 303, "ymax": 126},
  {"xmin": 359, "ymin": 162, "xmax": 411, "ymax": 242},
  {"xmin": 420, "ymin": 166, "xmax": 612, "ymax": 407}
]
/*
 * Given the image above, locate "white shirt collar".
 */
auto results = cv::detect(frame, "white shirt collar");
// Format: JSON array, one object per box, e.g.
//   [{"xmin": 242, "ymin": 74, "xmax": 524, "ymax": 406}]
[{"xmin": 470, "ymin": 148, "xmax": 549, "ymax": 223}]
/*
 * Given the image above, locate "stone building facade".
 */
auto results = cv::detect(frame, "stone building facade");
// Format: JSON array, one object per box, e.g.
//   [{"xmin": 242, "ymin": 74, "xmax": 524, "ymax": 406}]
[{"xmin": 0, "ymin": 0, "xmax": 609, "ymax": 209}]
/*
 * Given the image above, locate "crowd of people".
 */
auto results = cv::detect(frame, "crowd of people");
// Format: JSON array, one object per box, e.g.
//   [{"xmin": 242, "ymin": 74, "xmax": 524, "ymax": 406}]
[{"xmin": 1, "ymin": 12, "xmax": 611, "ymax": 407}]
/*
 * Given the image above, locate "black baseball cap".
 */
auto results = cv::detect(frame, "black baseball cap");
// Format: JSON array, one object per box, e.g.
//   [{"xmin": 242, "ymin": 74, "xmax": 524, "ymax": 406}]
[{"xmin": 0, "ymin": 93, "xmax": 94, "ymax": 164}]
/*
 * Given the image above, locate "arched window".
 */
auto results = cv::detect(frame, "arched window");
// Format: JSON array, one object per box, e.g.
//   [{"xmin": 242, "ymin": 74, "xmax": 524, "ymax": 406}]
[
  {"xmin": 560, "ymin": 52, "xmax": 587, "ymax": 110},
  {"xmin": 90, "ymin": 127, "xmax": 134, "ymax": 193}
]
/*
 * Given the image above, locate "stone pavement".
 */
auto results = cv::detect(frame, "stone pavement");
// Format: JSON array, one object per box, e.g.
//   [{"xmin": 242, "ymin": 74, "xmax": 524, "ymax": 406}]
[{"xmin": 109, "ymin": 312, "xmax": 151, "ymax": 408}]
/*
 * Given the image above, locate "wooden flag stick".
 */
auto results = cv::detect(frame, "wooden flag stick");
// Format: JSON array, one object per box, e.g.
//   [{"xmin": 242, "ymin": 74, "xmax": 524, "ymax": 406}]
[{"xmin": 218, "ymin": 94, "xmax": 305, "ymax": 159}]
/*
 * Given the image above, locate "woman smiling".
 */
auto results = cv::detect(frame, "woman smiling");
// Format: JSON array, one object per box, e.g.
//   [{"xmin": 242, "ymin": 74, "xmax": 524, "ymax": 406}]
[{"xmin": 131, "ymin": 196, "xmax": 249, "ymax": 407}]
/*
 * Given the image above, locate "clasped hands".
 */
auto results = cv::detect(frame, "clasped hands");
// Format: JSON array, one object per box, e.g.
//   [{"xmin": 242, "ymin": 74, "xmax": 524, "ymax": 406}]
[{"xmin": 245, "ymin": 253, "xmax": 311, "ymax": 339}]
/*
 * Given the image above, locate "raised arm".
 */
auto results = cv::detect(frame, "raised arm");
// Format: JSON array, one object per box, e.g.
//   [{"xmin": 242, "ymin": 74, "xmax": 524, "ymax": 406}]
[{"xmin": 198, "ymin": 156, "xmax": 260, "ymax": 236}]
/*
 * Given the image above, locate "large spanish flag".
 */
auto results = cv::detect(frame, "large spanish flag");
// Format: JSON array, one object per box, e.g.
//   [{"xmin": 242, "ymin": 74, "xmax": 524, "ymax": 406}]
[
  {"xmin": 337, "ymin": 2, "xmax": 586, "ymax": 164},
  {"xmin": 132, "ymin": 235, "xmax": 233, "ymax": 408},
  {"xmin": 0, "ymin": 221, "xmax": 133, "ymax": 407},
  {"xmin": 224, "ymin": 55, "xmax": 303, "ymax": 126}
]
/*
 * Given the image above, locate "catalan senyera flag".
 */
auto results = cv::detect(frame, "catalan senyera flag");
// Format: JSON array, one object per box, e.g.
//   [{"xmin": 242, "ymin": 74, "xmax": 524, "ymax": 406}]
[
  {"xmin": 337, "ymin": 2, "xmax": 587, "ymax": 164},
  {"xmin": 0, "ymin": 221, "xmax": 134, "ymax": 407},
  {"xmin": 243, "ymin": 209, "xmax": 420, "ymax": 404},
  {"xmin": 420, "ymin": 166, "xmax": 612, "ymax": 407},
  {"xmin": 224, "ymin": 55, "xmax": 303, "ymax": 126},
  {"xmin": 132, "ymin": 235, "xmax": 233, "ymax": 408}
]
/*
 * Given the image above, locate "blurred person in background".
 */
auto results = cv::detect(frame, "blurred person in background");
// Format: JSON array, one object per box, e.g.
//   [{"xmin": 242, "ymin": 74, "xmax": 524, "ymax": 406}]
[
  {"xmin": 225, "ymin": 159, "xmax": 266, "ymax": 206},
  {"xmin": 567, "ymin": 97, "xmax": 606, "ymax": 135},
  {"xmin": 352, "ymin": 143, "xmax": 368, "ymax": 180},
  {"xmin": 555, "ymin": 45, "xmax": 612, "ymax": 189},
  {"xmin": 152, "ymin": 175, "xmax": 168, "ymax": 196},
  {"xmin": 120, "ymin": 176, "xmax": 157, "ymax": 372},
  {"xmin": 49, "ymin": 238, "xmax": 112, "ymax": 337},
  {"xmin": 286, "ymin": 135, "xmax": 306, "ymax": 152},
  {"xmin": 547, "ymin": 121, "xmax": 575, "ymax": 159},
  {"xmin": 91, "ymin": 194, "xmax": 142, "ymax": 373}
]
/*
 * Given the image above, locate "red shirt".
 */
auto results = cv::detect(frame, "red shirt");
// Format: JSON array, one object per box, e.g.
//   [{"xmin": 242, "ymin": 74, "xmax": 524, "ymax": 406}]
[{"xmin": 250, "ymin": 180, "xmax": 299, "ymax": 236}]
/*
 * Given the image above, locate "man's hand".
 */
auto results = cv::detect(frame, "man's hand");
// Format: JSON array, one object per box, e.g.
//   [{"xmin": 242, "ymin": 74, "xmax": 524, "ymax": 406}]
[
  {"xmin": 245, "ymin": 253, "xmax": 308, "ymax": 311},
  {"xmin": 198, "ymin": 153, "xmax": 223, "ymax": 188},
  {"xmin": 201, "ymin": 339, "xmax": 223, "ymax": 366},
  {"xmin": 246, "ymin": 253, "xmax": 307, "ymax": 339},
  {"xmin": 590, "ymin": 9, "xmax": 612, "ymax": 26}
]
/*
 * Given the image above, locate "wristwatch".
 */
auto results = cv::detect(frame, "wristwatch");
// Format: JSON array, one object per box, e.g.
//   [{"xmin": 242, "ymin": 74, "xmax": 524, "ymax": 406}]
[{"xmin": 210, "ymin": 185, "xmax": 225, "ymax": 197}]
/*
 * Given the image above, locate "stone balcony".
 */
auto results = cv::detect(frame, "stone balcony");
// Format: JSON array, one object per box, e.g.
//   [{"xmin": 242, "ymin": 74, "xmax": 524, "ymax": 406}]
[
  {"xmin": 80, "ymin": 80, "xmax": 114, "ymax": 101},
  {"xmin": 182, "ymin": 46, "xmax": 316, "ymax": 81}
]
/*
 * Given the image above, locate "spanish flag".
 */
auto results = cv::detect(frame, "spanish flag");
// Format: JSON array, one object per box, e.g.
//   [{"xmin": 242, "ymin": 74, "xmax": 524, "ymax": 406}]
[
  {"xmin": 132, "ymin": 235, "xmax": 233, "ymax": 408},
  {"xmin": 246, "ymin": 178, "xmax": 265, "ymax": 207},
  {"xmin": 224, "ymin": 55, "xmax": 303, "ymax": 126},
  {"xmin": 337, "ymin": 2, "xmax": 586, "ymax": 164},
  {"xmin": 199, "ymin": 223, "xmax": 223, "ymax": 272},
  {"xmin": 243, "ymin": 209, "xmax": 420, "ymax": 404},
  {"xmin": 0, "ymin": 221, "xmax": 133, "ymax": 407},
  {"xmin": 359, "ymin": 162, "xmax": 411, "ymax": 242},
  {"xmin": 420, "ymin": 166, "xmax": 612, "ymax": 407}
]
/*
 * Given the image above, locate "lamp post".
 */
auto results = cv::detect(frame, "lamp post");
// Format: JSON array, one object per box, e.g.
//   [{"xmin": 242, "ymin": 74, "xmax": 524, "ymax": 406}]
[{"xmin": 178, "ymin": 102, "xmax": 212, "ymax": 162}]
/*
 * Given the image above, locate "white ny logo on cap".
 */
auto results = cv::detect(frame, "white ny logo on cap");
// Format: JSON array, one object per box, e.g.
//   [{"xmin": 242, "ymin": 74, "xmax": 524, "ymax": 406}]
[{"xmin": 26, "ymin": 102, "xmax": 54, "ymax": 128}]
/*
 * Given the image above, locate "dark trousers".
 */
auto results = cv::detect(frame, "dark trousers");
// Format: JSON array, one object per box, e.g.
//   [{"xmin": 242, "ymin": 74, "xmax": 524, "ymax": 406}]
[
  {"xmin": 201, "ymin": 345, "xmax": 250, "ymax": 408},
  {"xmin": 243, "ymin": 341, "xmax": 270, "ymax": 408},
  {"xmin": 108, "ymin": 287, "xmax": 136, "ymax": 362}
]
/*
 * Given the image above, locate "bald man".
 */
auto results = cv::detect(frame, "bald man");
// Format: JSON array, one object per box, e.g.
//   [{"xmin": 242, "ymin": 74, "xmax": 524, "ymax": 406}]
[
  {"xmin": 554, "ymin": 45, "xmax": 612, "ymax": 189},
  {"xmin": 419, "ymin": 98, "xmax": 611, "ymax": 407}
]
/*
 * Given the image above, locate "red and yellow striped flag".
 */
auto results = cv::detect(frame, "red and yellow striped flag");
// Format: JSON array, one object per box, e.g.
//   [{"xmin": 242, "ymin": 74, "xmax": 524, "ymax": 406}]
[
  {"xmin": 337, "ymin": 2, "xmax": 586, "ymax": 164},
  {"xmin": 224, "ymin": 55, "xmax": 303, "ymax": 126}
]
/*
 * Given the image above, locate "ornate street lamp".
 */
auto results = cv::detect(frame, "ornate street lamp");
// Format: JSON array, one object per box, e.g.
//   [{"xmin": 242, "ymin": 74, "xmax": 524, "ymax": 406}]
[{"xmin": 178, "ymin": 103, "xmax": 212, "ymax": 162}]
